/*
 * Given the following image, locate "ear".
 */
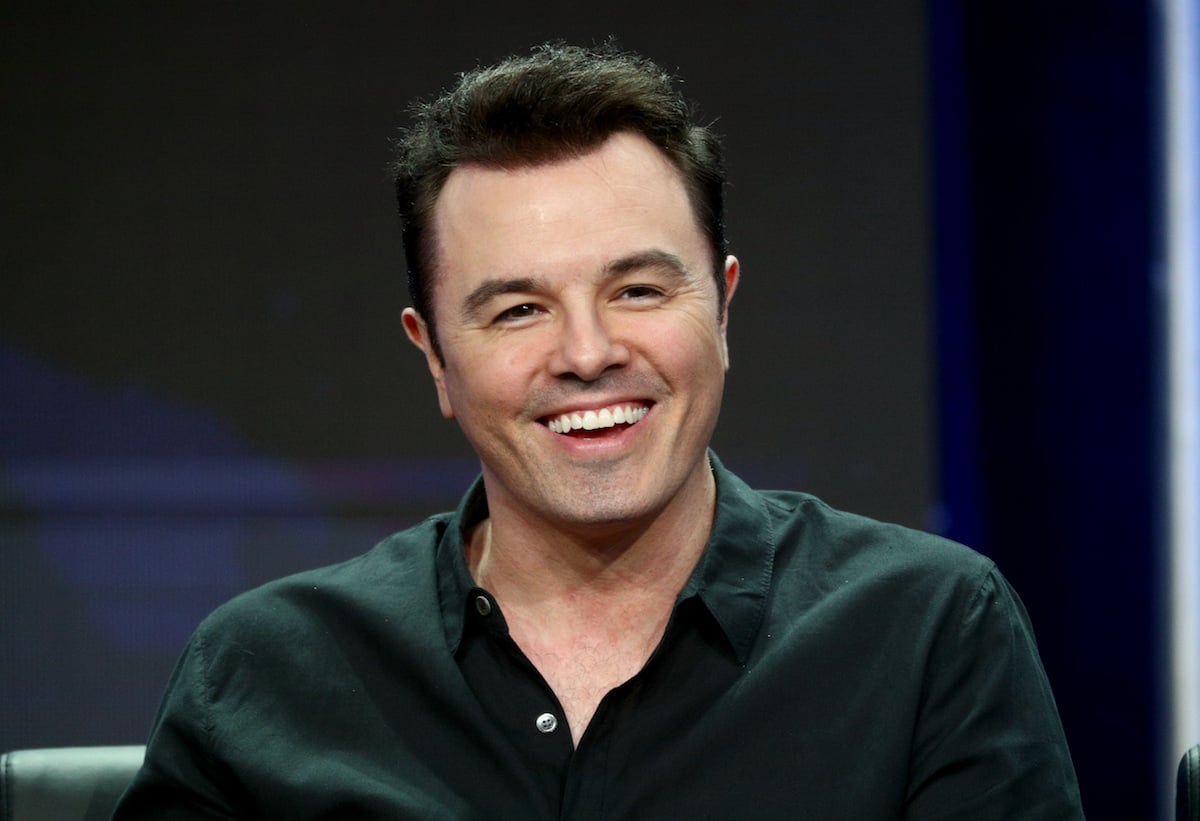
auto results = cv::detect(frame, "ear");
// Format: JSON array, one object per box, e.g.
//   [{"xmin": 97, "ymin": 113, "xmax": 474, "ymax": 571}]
[
  {"xmin": 718, "ymin": 255, "xmax": 740, "ymax": 370},
  {"xmin": 402, "ymin": 307, "xmax": 455, "ymax": 420}
]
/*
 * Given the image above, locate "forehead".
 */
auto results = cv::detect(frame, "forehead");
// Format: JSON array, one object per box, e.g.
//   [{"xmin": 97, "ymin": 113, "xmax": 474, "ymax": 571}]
[{"xmin": 428, "ymin": 133, "xmax": 707, "ymax": 301}]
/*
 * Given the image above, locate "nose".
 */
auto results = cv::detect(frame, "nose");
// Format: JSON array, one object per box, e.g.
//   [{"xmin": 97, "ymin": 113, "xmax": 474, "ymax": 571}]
[{"xmin": 549, "ymin": 307, "xmax": 629, "ymax": 382}]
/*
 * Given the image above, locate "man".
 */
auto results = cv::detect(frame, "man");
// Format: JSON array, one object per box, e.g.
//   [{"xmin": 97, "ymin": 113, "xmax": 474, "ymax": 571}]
[{"xmin": 115, "ymin": 43, "xmax": 1084, "ymax": 818}]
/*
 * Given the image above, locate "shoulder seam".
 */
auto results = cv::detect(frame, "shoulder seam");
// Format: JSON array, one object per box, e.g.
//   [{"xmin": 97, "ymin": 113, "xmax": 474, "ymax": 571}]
[{"xmin": 193, "ymin": 631, "xmax": 221, "ymax": 757}]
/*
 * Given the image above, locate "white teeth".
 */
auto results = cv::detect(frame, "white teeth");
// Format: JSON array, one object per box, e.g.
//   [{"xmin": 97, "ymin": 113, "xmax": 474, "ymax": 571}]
[{"xmin": 546, "ymin": 404, "xmax": 648, "ymax": 434}]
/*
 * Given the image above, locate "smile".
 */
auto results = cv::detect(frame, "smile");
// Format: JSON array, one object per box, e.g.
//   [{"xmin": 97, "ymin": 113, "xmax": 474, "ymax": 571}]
[{"xmin": 545, "ymin": 403, "xmax": 650, "ymax": 435}]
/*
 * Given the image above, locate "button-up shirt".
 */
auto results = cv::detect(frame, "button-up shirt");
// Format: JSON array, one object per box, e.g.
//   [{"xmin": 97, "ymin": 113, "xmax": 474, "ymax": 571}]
[{"xmin": 115, "ymin": 453, "xmax": 1084, "ymax": 819}]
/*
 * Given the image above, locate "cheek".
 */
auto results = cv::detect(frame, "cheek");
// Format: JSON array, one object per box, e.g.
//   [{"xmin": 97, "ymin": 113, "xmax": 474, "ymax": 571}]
[
  {"xmin": 444, "ymin": 349, "xmax": 536, "ymax": 415},
  {"xmin": 658, "ymin": 318, "xmax": 728, "ymax": 378}
]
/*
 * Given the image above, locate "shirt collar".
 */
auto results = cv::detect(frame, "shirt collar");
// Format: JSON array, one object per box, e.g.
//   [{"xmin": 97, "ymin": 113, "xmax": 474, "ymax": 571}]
[
  {"xmin": 680, "ymin": 451, "xmax": 776, "ymax": 664},
  {"xmin": 435, "ymin": 476, "xmax": 489, "ymax": 654},
  {"xmin": 435, "ymin": 450, "xmax": 775, "ymax": 664}
]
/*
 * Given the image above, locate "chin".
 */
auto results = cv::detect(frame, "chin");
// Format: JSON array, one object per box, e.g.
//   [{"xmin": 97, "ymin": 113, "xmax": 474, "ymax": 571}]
[{"xmin": 540, "ymin": 486, "xmax": 666, "ymax": 531}]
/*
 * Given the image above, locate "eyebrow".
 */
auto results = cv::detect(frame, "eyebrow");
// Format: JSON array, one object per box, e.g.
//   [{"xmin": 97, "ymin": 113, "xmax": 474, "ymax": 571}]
[
  {"xmin": 603, "ymin": 249, "xmax": 690, "ymax": 279},
  {"xmin": 460, "ymin": 277, "xmax": 547, "ymax": 323},
  {"xmin": 458, "ymin": 248, "xmax": 692, "ymax": 323}
]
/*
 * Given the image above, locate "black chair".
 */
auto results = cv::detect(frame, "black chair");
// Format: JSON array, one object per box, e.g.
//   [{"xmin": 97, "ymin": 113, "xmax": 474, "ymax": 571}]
[
  {"xmin": 1182, "ymin": 744, "xmax": 1200, "ymax": 821},
  {"xmin": 0, "ymin": 746, "xmax": 144, "ymax": 821}
]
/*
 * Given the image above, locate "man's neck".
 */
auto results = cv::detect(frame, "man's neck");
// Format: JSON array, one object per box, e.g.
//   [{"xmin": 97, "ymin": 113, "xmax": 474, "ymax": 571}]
[
  {"xmin": 466, "ymin": 465, "xmax": 717, "ymax": 618},
  {"xmin": 465, "ymin": 466, "xmax": 717, "ymax": 746}
]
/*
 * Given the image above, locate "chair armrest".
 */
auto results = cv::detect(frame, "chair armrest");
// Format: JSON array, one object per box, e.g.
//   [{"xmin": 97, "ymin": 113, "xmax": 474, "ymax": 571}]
[
  {"xmin": 1181, "ymin": 744, "xmax": 1200, "ymax": 821},
  {"xmin": 1, "ymin": 746, "xmax": 145, "ymax": 821}
]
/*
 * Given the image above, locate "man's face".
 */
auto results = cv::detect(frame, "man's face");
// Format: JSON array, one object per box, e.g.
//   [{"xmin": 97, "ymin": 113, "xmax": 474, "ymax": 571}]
[{"xmin": 403, "ymin": 132, "xmax": 738, "ymax": 534}]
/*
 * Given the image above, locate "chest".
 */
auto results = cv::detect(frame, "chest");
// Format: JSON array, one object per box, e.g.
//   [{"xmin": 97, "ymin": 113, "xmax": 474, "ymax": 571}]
[
  {"xmin": 253, "ymin": 604, "xmax": 919, "ymax": 820},
  {"xmin": 511, "ymin": 617, "xmax": 666, "ymax": 744}
]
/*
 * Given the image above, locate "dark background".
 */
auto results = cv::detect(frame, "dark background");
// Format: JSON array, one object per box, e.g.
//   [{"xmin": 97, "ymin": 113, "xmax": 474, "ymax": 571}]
[{"xmin": 1, "ymin": 3, "xmax": 1163, "ymax": 818}]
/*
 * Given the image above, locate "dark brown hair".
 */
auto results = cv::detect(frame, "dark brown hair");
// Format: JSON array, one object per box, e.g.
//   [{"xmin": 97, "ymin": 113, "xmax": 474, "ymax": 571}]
[{"xmin": 391, "ymin": 42, "xmax": 728, "ymax": 358}]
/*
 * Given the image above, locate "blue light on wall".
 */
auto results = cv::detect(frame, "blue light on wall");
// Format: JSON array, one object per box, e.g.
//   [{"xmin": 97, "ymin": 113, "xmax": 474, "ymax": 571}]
[{"xmin": 1164, "ymin": 0, "xmax": 1200, "ymax": 796}]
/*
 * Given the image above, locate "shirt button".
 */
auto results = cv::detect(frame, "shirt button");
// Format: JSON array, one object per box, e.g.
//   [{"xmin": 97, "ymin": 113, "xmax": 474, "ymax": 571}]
[
  {"xmin": 474, "ymin": 595, "xmax": 492, "ymax": 616},
  {"xmin": 535, "ymin": 713, "xmax": 558, "ymax": 733}
]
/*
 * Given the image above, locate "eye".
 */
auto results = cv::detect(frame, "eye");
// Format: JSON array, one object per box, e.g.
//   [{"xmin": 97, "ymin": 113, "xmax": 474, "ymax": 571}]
[
  {"xmin": 494, "ymin": 302, "xmax": 542, "ymax": 323},
  {"xmin": 618, "ymin": 285, "xmax": 664, "ymax": 301}
]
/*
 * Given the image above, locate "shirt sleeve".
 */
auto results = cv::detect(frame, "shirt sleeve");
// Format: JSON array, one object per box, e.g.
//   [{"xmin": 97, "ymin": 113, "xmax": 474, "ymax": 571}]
[
  {"xmin": 903, "ymin": 565, "xmax": 1085, "ymax": 820},
  {"xmin": 112, "ymin": 631, "xmax": 250, "ymax": 820}
]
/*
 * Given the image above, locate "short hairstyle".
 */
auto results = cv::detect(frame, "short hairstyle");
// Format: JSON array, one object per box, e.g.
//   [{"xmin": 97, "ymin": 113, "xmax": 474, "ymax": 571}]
[{"xmin": 391, "ymin": 41, "xmax": 728, "ymax": 359}]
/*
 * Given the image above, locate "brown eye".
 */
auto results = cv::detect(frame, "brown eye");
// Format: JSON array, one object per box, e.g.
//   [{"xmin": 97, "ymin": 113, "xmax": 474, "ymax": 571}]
[
  {"xmin": 496, "ymin": 303, "xmax": 540, "ymax": 322},
  {"xmin": 620, "ymin": 286, "xmax": 662, "ymax": 300}
]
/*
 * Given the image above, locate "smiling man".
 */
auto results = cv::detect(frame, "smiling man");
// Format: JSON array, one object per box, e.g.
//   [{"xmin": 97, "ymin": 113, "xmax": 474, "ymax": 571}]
[
  {"xmin": 115, "ymin": 44, "xmax": 1085, "ymax": 819},
  {"xmin": 401, "ymin": 128, "xmax": 738, "ymax": 746}
]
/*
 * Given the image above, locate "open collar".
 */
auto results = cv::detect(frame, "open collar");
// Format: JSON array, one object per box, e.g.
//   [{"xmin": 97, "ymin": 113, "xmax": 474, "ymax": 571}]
[{"xmin": 435, "ymin": 451, "xmax": 775, "ymax": 664}]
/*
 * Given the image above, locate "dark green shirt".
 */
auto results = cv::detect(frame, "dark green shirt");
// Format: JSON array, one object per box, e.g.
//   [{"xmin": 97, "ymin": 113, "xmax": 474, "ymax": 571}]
[{"xmin": 115, "ymin": 454, "xmax": 1084, "ymax": 819}]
